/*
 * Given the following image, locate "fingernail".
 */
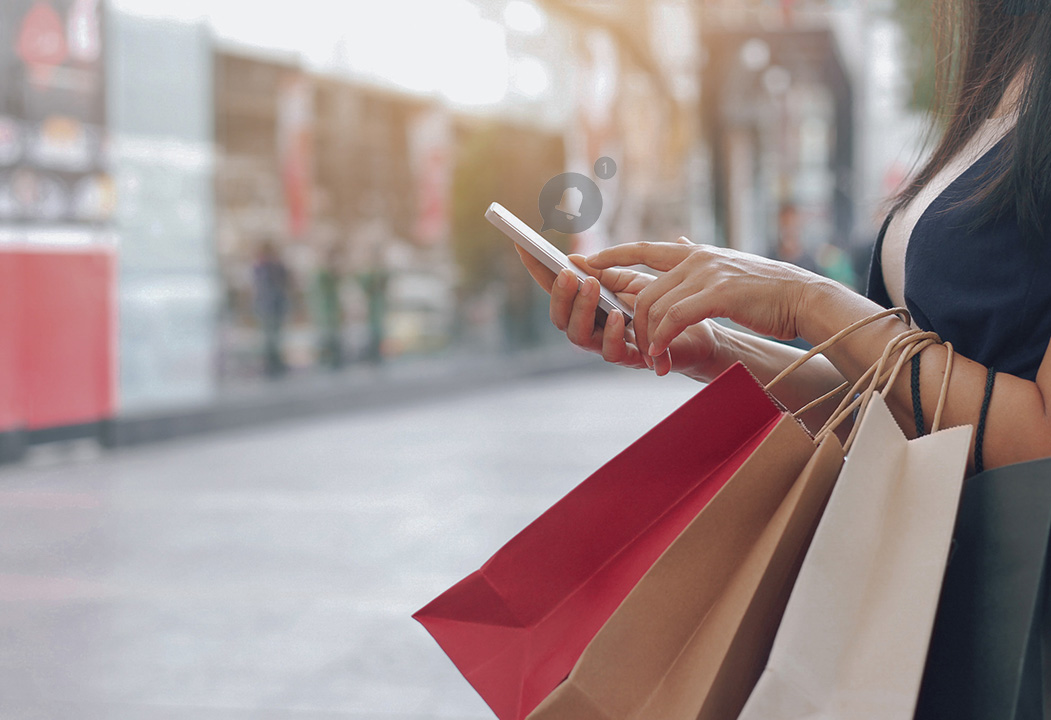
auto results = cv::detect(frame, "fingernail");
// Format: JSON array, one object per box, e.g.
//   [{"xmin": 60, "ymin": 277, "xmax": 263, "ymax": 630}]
[
  {"xmin": 557, "ymin": 271, "xmax": 570, "ymax": 289},
  {"xmin": 648, "ymin": 342, "xmax": 659, "ymax": 356},
  {"xmin": 581, "ymin": 278, "xmax": 595, "ymax": 297}
]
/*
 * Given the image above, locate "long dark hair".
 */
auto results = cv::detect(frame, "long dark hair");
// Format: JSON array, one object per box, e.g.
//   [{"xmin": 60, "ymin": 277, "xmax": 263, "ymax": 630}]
[{"xmin": 893, "ymin": 0, "xmax": 1051, "ymax": 243}]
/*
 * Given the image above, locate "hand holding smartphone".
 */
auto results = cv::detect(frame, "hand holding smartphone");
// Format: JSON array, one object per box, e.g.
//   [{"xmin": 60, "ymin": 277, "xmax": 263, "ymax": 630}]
[{"xmin": 485, "ymin": 202, "xmax": 634, "ymax": 324}]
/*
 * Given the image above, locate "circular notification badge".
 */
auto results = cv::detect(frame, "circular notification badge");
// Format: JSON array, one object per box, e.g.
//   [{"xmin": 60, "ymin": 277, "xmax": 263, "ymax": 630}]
[
  {"xmin": 539, "ymin": 172, "xmax": 603, "ymax": 233},
  {"xmin": 594, "ymin": 156, "xmax": 617, "ymax": 179}
]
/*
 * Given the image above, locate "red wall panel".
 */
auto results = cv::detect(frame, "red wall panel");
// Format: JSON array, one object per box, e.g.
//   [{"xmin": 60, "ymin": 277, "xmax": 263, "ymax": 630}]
[
  {"xmin": 0, "ymin": 252, "xmax": 22, "ymax": 432},
  {"xmin": 18, "ymin": 250, "xmax": 115, "ymax": 430},
  {"xmin": 0, "ymin": 249, "xmax": 116, "ymax": 433}
]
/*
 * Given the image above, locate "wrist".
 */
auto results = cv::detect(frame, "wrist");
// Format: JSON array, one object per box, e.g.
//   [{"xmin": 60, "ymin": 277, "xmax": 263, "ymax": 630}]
[
  {"xmin": 796, "ymin": 276, "xmax": 848, "ymax": 344},
  {"xmin": 680, "ymin": 320, "xmax": 733, "ymax": 383}
]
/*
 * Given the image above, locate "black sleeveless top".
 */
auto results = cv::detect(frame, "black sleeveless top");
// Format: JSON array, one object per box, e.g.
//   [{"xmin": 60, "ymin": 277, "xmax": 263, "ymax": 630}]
[{"xmin": 865, "ymin": 138, "xmax": 1051, "ymax": 381}]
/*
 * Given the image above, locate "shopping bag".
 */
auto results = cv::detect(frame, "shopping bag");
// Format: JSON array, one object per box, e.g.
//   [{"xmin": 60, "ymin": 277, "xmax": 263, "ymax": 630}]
[
  {"xmin": 527, "ymin": 428, "xmax": 843, "ymax": 720},
  {"xmin": 914, "ymin": 457, "xmax": 1051, "ymax": 720},
  {"xmin": 413, "ymin": 362, "xmax": 789, "ymax": 720},
  {"xmin": 737, "ymin": 392, "xmax": 972, "ymax": 720},
  {"xmin": 524, "ymin": 309, "xmax": 923, "ymax": 720}
]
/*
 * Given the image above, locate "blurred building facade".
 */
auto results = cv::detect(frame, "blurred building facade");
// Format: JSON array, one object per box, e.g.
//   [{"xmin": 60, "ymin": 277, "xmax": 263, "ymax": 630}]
[
  {"xmin": 0, "ymin": 0, "xmax": 117, "ymax": 456},
  {"xmin": 0, "ymin": 0, "xmax": 921, "ymax": 445}
]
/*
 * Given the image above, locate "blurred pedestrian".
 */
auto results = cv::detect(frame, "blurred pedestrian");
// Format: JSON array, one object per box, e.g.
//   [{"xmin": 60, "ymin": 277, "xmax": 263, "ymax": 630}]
[
  {"xmin": 774, "ymin": 204, "xmax": 818, "ymax": 273},
  {"xmin": 816, "ymin": 243, "xmax": 858, "ymax": 290},
  {"xmin": 312, "ymin": 246, "xmax": 344, "ymax": 370},
  {"xmin": 359, "ymin": 245, "xmax": 389, "ymax": 364},
  {"xmin": 252, "ymin": 240, "xmax": 291, "ymax": 377}
]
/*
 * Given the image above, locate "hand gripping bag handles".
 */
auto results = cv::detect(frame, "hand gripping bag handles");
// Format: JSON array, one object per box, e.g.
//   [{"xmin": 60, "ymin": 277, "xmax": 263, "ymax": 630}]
[
  {"xmin": 410, "ymin": 309, "xmax": 909, "ymax": 720},
  {"xmin": 738, "ymin": 330, "xmax": 973, "ymax": 720},
  {"xmin": 525, "ymin": 309, "xmax": 912, "ymax": 720},
  {"xmin": 915, "ymin": 455, "xmax": 1051, "ymax": 720}
]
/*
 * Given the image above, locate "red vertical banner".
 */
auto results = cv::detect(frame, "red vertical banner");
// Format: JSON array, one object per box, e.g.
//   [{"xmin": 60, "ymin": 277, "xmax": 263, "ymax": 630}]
[
  {"xmin": 277, "ymin": 74, "xmax": 313, "ymax": 241},
  {"xmin": 409, "ymin": 108, "xmax": 452, "ymax": 246}
]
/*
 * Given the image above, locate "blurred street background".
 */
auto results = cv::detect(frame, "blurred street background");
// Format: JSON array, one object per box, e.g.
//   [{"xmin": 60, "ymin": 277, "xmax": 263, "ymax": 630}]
[
  {"xmin": 0, "ymin": 0, "xmax": 936, "ymax": 717},
  {"xmin": 1, "ymin": 365, "xmax": 699, "ymax": 719}
]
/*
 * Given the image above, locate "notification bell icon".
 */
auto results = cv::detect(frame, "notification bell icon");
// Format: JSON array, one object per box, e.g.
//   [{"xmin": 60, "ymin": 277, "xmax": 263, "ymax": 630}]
[
  {"xmin": 539, "ymin": 171, "xmax": 603, "ymax": 233},
  {"xmin": 554, "ymin": 186, "xmax": 583, "ymax": 220}
]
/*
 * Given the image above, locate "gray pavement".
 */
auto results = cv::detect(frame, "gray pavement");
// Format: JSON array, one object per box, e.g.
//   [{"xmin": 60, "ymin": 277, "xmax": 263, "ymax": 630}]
[{"xmin": 0, "ymin": 364, "xmax": 701, "ymax": 719}]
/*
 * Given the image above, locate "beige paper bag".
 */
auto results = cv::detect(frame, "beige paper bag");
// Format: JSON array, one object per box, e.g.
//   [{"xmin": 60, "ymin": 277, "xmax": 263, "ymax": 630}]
[
  {"xmin": 527, "ymin": 414, "xmax": 844, "ymax": 720},
  {"xmin": 737, "ymin": 392, "xmax": 972, "ymax": 720}
]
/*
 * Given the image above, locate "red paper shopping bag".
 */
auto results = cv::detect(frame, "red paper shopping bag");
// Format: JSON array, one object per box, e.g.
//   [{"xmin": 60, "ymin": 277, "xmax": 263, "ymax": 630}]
[{"xmin": 413, "ymin": 362, "xmax": 794, "ymax": 720}]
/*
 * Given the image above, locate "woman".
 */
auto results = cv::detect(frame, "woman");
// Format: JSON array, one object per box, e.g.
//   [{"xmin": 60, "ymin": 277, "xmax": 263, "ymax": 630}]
[{"xmin": 519, "ymin": 0, "xmax": 1051, "ymax": 473}]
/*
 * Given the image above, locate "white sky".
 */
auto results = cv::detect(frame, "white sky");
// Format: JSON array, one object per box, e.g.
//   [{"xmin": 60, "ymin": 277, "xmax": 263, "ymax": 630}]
[{"xmin": 110, "ymin": 0, "xmax": 548, "ymax": 106}]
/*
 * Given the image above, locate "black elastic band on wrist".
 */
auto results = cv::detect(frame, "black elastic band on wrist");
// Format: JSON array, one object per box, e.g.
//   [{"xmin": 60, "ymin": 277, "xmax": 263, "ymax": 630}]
[
  {"xmin": 911, "ymin": 354, "xmax": 926, "ymax": 437},
  {"xmin": 974, "ymin": 366, "xmax": 996, "ymax": 474}
]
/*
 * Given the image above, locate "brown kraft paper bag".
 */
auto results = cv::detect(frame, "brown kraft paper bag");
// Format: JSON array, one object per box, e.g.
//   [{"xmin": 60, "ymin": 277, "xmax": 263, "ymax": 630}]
[{"xmin": 527, "ymin": 415, "xmax": 844, "ymax": 720}]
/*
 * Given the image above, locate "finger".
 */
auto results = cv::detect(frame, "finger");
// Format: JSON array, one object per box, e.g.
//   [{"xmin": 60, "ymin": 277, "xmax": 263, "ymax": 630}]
[
  {"xmin": 600, "ymin": 310, "xmax": 642, "ymax": 367},
  {"xmin": 630, "ymin": 270, "xmax": 683, "ymax": 369},
  {"xmin": 600, "ymin": 310, "xmax": 629, "ymax": 364},
  {"xmin": 585, "ymin": 241, "xmax": 694, "ymax": 272},
  {"xmin": 549, "ymin": 269, "xmax": 579, "ymax": 331},
  {"xmin": 653, "ymin": 349, "xmax": 673, "ymax": 377},
  {"xmin": 569, "ymin": 254, "xmax": 644, "ymax": 298},
  {"xmin": 566, "ymin": 276, "xmax": 603, "ymax": 347},
  {"xmin": 650, "ymin": 294, "xmax": 714, "ymax": 357},
  {"xmin": 515, "ymin": 246, "xmax": 556, "ymax": 292},
  {"xmin": 642, "ymin": 278, "xmax": 704, "ymax": 351}
]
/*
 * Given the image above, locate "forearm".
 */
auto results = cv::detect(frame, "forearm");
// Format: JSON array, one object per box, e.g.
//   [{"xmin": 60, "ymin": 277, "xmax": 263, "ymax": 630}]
[
  {"xmin": 800, "ymin": 279, "xmax": 1051, "ymax": 470},
  {"xmin": 707, "ymin": 323, "xmax": 846, "ymax": 431}
]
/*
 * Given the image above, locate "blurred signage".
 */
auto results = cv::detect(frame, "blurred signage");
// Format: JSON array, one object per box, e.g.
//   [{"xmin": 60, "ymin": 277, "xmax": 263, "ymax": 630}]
[
  {"xmin": 0, "ymin": 0, "xmax": 112, "ymax": 233},
  {"xmin": 276, "ymin": 74, "xmax": 313, "ymax": 241},
  {"xmin": 409, "ymin": 108, "xmax": 451, "ymax": 247}
]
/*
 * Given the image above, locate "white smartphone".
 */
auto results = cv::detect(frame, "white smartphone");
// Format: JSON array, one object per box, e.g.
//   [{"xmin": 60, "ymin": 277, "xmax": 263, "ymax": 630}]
[{"xmin": 485, "ymin": 202, "xmax": 634, "ymax": 325}]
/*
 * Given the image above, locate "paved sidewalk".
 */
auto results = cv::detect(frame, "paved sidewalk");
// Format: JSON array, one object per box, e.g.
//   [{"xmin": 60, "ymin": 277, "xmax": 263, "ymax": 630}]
[{"xmin": 0, "ymin": 364, "xmax": 701, "ymax": 719}]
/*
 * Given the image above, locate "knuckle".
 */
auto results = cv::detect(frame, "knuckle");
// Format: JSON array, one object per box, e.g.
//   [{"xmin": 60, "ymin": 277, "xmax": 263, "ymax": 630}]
[
  {"xmin": 647, "ymin": 302, "xmax": 664, "ymax": 326},
  {"xmin": 666, "ymin": 302, "xmax": 686, "ymax": 326}
]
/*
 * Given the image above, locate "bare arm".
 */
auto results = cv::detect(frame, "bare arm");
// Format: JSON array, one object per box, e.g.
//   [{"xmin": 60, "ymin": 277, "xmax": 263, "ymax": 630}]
[
  {"xmin": 587, "ymin": 238, "xmax": 1051, "ymax": 472},
  {"xmin": 801, "ymin": 278, "xmax": 1051, "ymax": 471}
]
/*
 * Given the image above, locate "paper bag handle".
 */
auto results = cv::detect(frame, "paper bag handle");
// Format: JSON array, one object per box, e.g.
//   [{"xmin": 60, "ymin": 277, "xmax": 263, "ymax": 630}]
[
  {"xmin": 765, "ymin": 306, "xmax": 910, "ymax": 393},
  {"xmin": 815, "ymin": 329, "xmax": 932, "ymax": 445},
  {"xmin": 816, "ymin": 330, "xmax": 955, "ymax": 451},
  {"xmin": 766, "ymin": 308, "xmax": 912, "ymax": 421}
]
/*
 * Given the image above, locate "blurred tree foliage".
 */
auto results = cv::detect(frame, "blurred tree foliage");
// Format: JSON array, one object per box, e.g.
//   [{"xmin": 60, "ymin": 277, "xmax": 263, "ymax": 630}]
[
  {"xmin": 449, "ymin": 121, "xmax": 565, "ymax": 347},
  {"xmin": 894, "ymin": 0, "xmax": 938, "ymax": 112},
  {"xmin": 450, "ymin": 123, "xmax": 565, "ymax": 293}
]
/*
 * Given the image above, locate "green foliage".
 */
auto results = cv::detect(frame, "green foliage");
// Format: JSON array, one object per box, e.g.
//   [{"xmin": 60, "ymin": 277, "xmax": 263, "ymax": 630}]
[
  {"xmin": 449, "ymin": 123, "xmax": 566, "ymax": 294},
  {"xmin": 894, "ymin": 0, "xmax": 938, "ymax": 112}
]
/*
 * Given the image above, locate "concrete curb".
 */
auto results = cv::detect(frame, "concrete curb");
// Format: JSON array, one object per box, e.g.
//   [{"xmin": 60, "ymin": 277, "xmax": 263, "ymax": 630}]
[{"xmin": 100, "ymin": 346, "xmax": 605, "ymax": 449}]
